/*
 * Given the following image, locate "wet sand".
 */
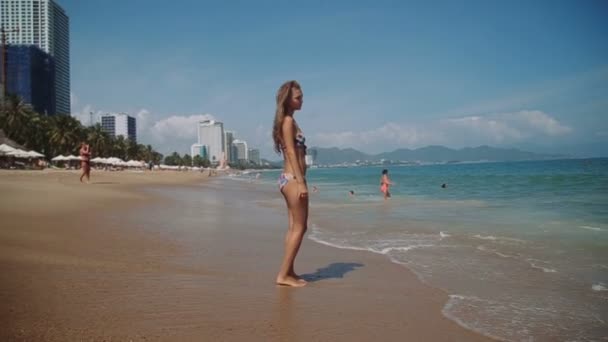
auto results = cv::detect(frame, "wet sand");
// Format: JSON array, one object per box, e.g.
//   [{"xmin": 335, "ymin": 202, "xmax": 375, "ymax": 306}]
[{"xmin": 0, "ymin": 170, "xmax": 493, "ymax": 341}]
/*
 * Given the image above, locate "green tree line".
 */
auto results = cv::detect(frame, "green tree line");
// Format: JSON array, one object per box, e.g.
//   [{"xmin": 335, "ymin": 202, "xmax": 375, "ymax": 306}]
[{"xmin": 0, "ymin": 94, "xmax": 163, "ymax": 163}]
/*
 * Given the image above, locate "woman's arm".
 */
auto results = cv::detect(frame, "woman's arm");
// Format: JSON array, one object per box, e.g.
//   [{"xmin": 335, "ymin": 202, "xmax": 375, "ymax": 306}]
[{"xmin": 282, "ymin": 117, "xmax": 306, "ymax": 185}]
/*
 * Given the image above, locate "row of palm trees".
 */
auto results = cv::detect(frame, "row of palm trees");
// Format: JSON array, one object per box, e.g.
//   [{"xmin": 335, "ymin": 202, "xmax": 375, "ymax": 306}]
[{"xmin": 0, "ymin": 94, "xmax": 163, "ymax": 164}]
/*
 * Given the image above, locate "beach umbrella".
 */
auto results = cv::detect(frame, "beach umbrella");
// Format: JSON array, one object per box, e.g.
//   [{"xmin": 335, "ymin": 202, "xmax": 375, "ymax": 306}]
[
  {"xmin": 6, "ymin": 149, "xmax": 31, "ymax": 158},
  {"xmin": 106, "ymin": 157, "xmax": 122, "ymax": 165},
  {"xmin": 51, "ymin": 154, "xmax": 67, "ymax": 161},
  {"xmin": 91, "ymin": 157, "xmax": 105, "ymax": 163},
  {"xmin": 126, "ymin": 160, "xmax": 145, "ymax": 167},
  {"xmin": 27, "ymin": 150, "xmax": 44, "ymax": 158},
  {"xmin": 0, "ymin": 144, "xmax": 16, "ymax": 154},
  {"xmin": 66, "ymin": 155, "xmax": 82, "ymax": 161}
]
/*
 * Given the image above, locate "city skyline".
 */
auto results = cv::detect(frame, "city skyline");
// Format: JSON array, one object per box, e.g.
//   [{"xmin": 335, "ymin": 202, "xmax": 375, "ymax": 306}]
[
  {"xmin": 191, "ymin": 119, "xmax": 261, "ymax": 166},
  {"xmin": 47, "ymin": 1, "xmax": 608, "ymax": 158}
]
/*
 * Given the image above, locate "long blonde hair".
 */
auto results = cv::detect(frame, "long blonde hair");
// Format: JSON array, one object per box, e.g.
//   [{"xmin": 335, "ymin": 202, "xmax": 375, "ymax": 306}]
[{"xmin": 272, "ymin": 80, "xmax": 301, "ymax": 154}]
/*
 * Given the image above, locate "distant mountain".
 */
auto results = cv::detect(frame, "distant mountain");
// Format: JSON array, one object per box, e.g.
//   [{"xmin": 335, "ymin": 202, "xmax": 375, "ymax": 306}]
[
  {"xmin": 309, "ymin": 145, "xmax": 565, "ymax": 165},
  {"xmin": 308, "ymin": 147, "xmax": 372, "ymax": 164}
]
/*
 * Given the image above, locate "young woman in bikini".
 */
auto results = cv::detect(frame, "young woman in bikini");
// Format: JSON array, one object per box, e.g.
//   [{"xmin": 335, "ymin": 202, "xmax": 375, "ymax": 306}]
[
  {"xmin": 272, "ymin": 80, "xmax": 308, "ymax": 287},
  {"xmin": 79, "ymin": 142, "xmax": 91, "ymax": 183}
]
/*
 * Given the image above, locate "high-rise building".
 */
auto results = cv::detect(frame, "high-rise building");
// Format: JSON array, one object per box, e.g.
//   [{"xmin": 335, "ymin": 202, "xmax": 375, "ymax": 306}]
[
  {"xmin": 248, "ymin": 148, "xmax": 260, "ymax": 165},
  {"xmin": 232, "ymin": 139, "xmax": 248, "ymax": 162},
  {"xmin": 224, "ymin": 130, "xmax": 234, "ymax": 163},
  {"xmin": 0, "ymin": 0, "xmax": 70, "ymax": 114},
  {"xmin": 197, "ymin": 120, "xmax": 224, "ymax": 164},
  {"xmin": 1, "ymin": 45, "xmax": 55, "ymax": 115},
  {"xmin": 100, "ymin": 113, "xmax": 137, "ymax": 142},
  {"xmin": 190, "ymin": 144, "xmax": 208, "ymax": 160},
  {"xmin": 305, "ymin": 155, "xmax": 314, "ymax": 166}
]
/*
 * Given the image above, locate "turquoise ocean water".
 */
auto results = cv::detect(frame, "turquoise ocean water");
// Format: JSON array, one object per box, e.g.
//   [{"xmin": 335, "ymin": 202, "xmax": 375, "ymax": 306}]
[{"xmin": 243, "ymin": 158, "xmax": 608, "ymax": 341}]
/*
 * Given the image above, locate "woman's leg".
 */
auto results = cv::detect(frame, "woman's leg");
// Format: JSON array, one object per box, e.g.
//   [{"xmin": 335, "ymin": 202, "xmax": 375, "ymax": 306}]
[
  {"xmin": 286, "ymin": 208, "xmax": 298, "ymax": 277},
  {"xmin": 79, "ymin": 163, "xmax": 86, "ymax": 183},
  {"xmin": 276, "ymin": 180, "xmax": 309, "ymax": 287}
]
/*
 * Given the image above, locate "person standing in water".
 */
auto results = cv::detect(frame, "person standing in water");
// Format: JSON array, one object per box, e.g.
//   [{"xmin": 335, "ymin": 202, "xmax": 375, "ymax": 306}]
[
  {"xmin": 380, "ymin": 169, "xmax": 393, "ymax": 200},
  {"xmin": 272, "ymin": 80, "xmax": 308, "ymax": 287},
  {"xmin": 79, "ymin": 142, "xmax": 91, "ymax": 183}
]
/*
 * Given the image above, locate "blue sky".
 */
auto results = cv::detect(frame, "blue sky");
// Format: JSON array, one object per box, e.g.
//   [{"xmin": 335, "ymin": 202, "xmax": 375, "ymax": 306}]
[{"xmin": 63, "ymin": 0, "xmax": 608, "ymax": 158}]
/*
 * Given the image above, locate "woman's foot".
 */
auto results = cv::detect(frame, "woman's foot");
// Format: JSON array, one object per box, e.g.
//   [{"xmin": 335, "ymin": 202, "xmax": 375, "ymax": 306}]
[{"xmin": 276, "ymin": 275, "xmax": 307, "ymax": 287}]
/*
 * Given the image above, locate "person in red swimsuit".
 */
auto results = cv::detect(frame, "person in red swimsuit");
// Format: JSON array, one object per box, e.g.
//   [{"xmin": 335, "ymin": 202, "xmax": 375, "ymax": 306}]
[
  {"xmin": 380, "ymin": 169, "xmax": 393, "ymax": 200},
  {"xmin": 79, "ymin": 142, "xmax": 91, "ymax": 183}
]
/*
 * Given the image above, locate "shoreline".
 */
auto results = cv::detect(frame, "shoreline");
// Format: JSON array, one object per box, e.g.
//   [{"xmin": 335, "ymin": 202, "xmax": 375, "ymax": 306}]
[{"xmin": 0, "ymin": 170, "xmax": 493, "ymax": 341}]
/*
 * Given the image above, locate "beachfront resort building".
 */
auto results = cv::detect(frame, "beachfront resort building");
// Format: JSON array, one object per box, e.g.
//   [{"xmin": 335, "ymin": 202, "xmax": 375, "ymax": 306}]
[
  {"xmin": 248, "ymin": 148, "xmax": 260, "ymax": 165},
  {"xmin": 232, "ymin": 139, "xmax": 248, "ymax": 162},
  {"xmin": 0, "ymin": 45, "xmax": 55, "ymax": 115},
  {"xmin": 100, "ymin": 113, "xmax": 137, "ymax": 142},
  {"xmin": 194, "ymin": 120, "xmax": 225, "ymax": 165},
  {"xmin": 0, "ymin": 0, "xmax": 70, "ymax": 115}
]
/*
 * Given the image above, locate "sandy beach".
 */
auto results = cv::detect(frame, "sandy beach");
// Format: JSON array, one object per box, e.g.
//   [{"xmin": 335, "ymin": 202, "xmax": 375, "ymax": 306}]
[{"xmin": 0, "ymin": 169, "xmax": 493, "ymax": 341}]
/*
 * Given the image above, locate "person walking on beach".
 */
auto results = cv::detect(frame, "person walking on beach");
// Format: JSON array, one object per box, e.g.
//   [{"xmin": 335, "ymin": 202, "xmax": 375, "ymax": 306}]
[
  {"xmin": 272, "ymin": 80, "xmax": 308, "ymax": 287},
  {"xmin": 380, "ymin": 169, "xmax": 392, "ymax": 200},
  {"xmin": 79, "ymin": 142, "xmax": 91, "ymax": 183}
]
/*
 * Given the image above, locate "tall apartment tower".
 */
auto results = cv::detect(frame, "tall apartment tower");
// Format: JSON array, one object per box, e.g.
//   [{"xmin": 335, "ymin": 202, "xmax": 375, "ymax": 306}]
[
  {"xmin": 100, "ymin": 113, "xmax": 137, "ymax": 142},
  {"xmin": 196, "ymin": 120, "xmax": 225, "ymax": 164},
  {"xmin": 232, "ymin": 139, "xmax": 248, "ymax": 162},
  {"xmin": 224, "ymin": 130, "xmax": 234, "ymax": 163},
  {"xmin": 248, "ymin": 148, "xmax": 260, "ymax": 165},
  {"xmin": 0, "ymin": 0, "xmax": 70, "ymax": 114}
]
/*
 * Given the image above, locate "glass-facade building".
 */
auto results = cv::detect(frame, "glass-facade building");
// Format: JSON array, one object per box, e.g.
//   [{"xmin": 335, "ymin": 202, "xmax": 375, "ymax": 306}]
[
  {"xmin": 0, "ymin": 0, "xmax": 70, "ymax": 114},
  {"xmin": 224, "ymin": 130, "xmax": 234, "ymax": 163},
  {"xmin": 1, "ymin": 45, "xmax": 55, "ymax": 115}
]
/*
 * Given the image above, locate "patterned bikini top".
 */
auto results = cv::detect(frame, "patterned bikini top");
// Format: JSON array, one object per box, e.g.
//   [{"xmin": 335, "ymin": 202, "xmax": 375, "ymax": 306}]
[{"xmin": 295, "ymin": 131, "xmax": 307, "ymax": 149}]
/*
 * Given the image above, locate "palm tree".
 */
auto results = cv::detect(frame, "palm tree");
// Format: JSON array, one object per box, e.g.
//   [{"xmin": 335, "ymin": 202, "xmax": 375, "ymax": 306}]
[
  {"xmin": 112, "ymin": 135, "xmax": 128, "ymax": 160},
  {"xmin": 164, "ymin": 151, "xmax": 182, "ymax": 166},
  {"xmin": 0, "ymin": 94, "xmax": 36, "ymax": 145},
  {"xmin": 152, "ymin": 151, "xmax": 163, "ymax": 165},
  {"xmin": 86, "ymin": 123, "xmax": 110, "ymax": 158},
  {"xmin": 126, "ymin": 139, "xmax": 144, "ymax": 160},
  {"xmin": 182, "ymin": 153, "xmax": 192, "ymax": 166},
  {"xmin": 144, "ymin": 144, "xmax": 154, "ymax": 162},
  {"xmin": 28, "ymin": 114, "xmax": 51, "ymax": 157},
  {"xmin": 48, "ymin": 114, "xmax": 84, "ymax": 155}
]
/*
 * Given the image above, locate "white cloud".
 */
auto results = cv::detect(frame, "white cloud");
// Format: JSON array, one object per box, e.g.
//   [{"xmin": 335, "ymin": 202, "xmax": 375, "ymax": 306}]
[
  {"xmin": 504, "ymin": 110, "xmax": 572, "ymax": 136},
  {"xmin": 442, "ymin": 116, "xmax": 524, "ymax": 142},
  {"xmin": 70, "ymin": 104, "xmax": 215, "ymax": 154},
  {"xmin": 71, "ymin": 104, "xmax": 105, "ymax": 126},
  {"xmin": 135, "ymin": 109, "xmax": 151, "ymax": 137},
  {"xmin": 148, "ymin": 114, "xmax": 215, "ymax": 143},
  {"xmin": 445, "ymin": 110, "xmax": 572, "ymax": 142},
  {"xmin": 70, "ymin": 92, "xmax": 78, "ymax": 109},
  {"xmin": 313, "ymin": 110, "xmax": 571, "ymax": 152},
  {"xmin": 314, "ymin": 123, "xmax": 443, "ymax": 151}
]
